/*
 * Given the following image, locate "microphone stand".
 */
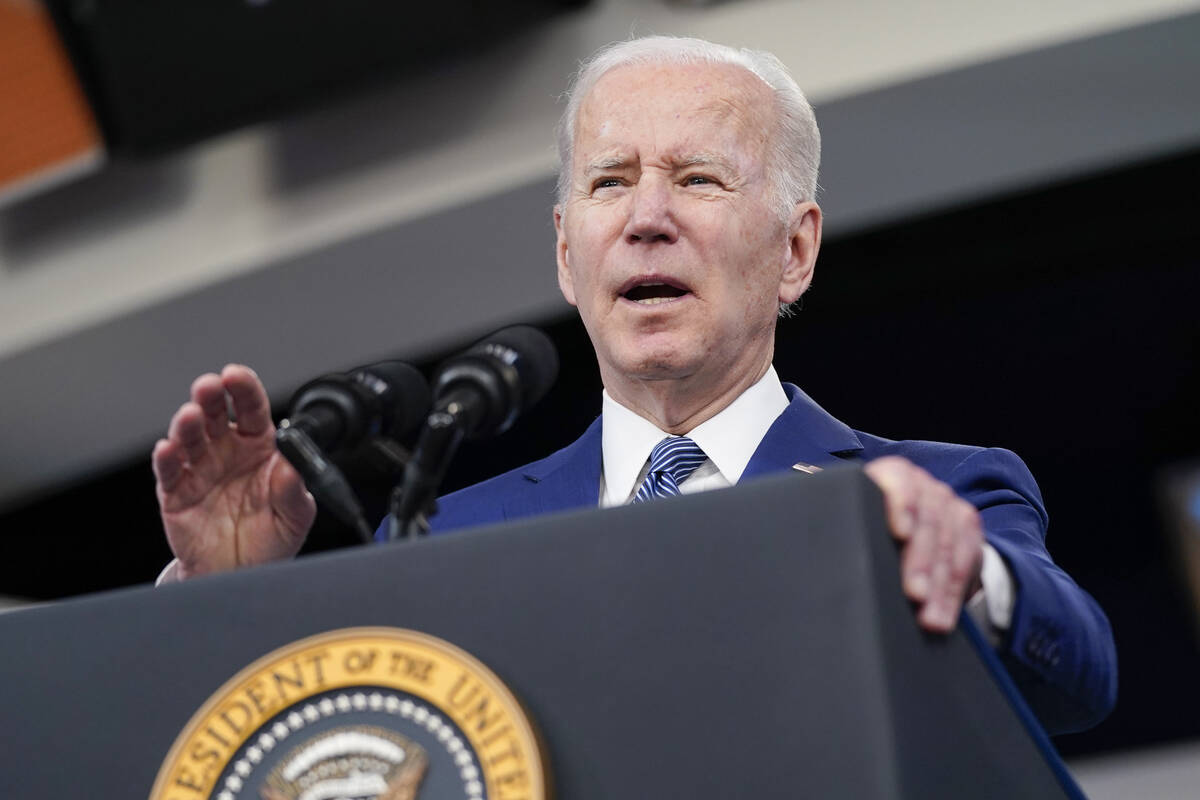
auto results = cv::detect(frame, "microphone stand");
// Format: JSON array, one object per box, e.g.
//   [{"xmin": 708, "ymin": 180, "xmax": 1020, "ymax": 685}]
[
  {"xmin": 363, "ymin": 438, "xmax": 412, "ymax": 485},
  {"xmin": 386, "ymin": 409, "xmax": 466, "ymax": 541}
]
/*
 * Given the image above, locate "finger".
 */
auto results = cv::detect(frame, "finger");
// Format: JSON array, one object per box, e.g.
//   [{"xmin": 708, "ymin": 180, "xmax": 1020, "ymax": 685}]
[
  {"xmin": 222, "ymin": 364, "xmax": 273, "ymax": 437},
  {"xmin": 920, "ymin": 542, "xmax": 956, "ymax": 631},
  {"xmin": 865, "ymin": 457, "xmax": 918, "ymax": 539},
  {"xmin": 921, "ymin": 498, "xmax": 982, "ymax": 632},
  {"xmin": 167, "ymin": 401, "xmax": 211, "ymax": 465},
  {"xmin": 944, "ymin": 504, "xmax": 984, "ymax": 605},
  {"xmin": 191, "ymin": 372, "xmax": 230, "ymax": 440},
  {"xmin": 152, "ymin": 438, "xmax": 185, "ymax": 493},
  {"xmin": 919, "ymin": 598, "xmax": 957, "ymax": 632},
  {"xmin": 901, "ymin": 479, "xmax": 943, "ymax": 603}
]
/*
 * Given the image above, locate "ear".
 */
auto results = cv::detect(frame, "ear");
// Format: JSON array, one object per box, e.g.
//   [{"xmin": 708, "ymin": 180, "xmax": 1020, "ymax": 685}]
[
  {"xmin": 554, "ymin": 206, "xmax": 578, "ymax": 307},
  {"xmin": 778, "ymin": 201, "xmax": 822, "ymax": 305}
]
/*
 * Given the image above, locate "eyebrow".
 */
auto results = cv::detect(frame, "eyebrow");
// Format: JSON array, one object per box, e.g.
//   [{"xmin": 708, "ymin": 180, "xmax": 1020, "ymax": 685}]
[
  {"xmin": 583, "ymin": 156, "xmax": 630, "ymax": 175},
  {"xmin": 675, "ymin": 153, "xmax": 736, "ymax": 172},
  {"xmin": 582, "ymin": 153, "xmax": 736, "ymax": 175}
]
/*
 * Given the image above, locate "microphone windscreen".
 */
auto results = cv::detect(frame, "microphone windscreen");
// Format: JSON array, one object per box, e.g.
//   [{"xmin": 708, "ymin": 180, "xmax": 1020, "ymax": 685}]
[
  {"xmin": 356, "ymin": 360, "xmax": 431, "ymax": 438},
  {"xmin": 479, "ymin": 325, "xmax": 559, "ymax": 410}
]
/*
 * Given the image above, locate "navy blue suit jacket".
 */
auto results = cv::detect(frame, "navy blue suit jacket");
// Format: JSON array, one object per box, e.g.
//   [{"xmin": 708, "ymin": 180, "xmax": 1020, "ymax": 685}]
[{"xmin": 418, "ymin": 383, "xmax": 1117, "ymax": 735}]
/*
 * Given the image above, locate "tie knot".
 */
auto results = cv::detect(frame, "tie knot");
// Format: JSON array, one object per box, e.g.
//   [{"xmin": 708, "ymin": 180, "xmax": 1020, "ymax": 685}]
[{"xmin": 633, "ymin": 436, "xmax": 707, "ymax": 503}]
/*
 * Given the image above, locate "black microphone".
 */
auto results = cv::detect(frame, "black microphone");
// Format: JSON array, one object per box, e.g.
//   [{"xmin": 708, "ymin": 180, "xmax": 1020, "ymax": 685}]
[
  {"xmin": 277, "ymin": 361, "xmax": 431, "ymax": 543},
  {"xmin": 431, "ymin": 324, "xmax": 559, "ymax": 439},
  {"xmin": 281, "ymin": 360, "xmax": 431, "ymax": 455},
  {"xmin": 387, "ymin": 326, "xmax": 559, "ymax": 539}
]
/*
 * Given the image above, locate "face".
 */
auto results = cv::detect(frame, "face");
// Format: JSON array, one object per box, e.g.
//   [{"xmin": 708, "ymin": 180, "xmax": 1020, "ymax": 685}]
[{"xmin": 555, "ymin": 61, "xmax": 820, "ymax": 402}]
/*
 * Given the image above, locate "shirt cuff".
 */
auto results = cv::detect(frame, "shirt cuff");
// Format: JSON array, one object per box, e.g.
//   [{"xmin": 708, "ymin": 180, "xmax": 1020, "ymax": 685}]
[
  {"xmin": 155, "ymin": 559, "xmax": 183, "ymax": 586},
  {"xmin": 965, "ymin": 543, "xmax": 1016, "ymax": 646}
]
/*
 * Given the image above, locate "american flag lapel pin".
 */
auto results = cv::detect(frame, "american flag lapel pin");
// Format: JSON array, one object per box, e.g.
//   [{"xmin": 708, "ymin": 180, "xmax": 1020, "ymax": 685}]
[{"xmin": 791, "ymin": 462, "xmax": 823, "ymax": 474}]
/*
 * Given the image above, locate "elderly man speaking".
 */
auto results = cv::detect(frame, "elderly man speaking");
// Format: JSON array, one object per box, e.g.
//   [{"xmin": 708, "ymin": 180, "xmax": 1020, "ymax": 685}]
[{"xmin": 152, "ymin": 36, "xmax": 1116, "ymax": 736}]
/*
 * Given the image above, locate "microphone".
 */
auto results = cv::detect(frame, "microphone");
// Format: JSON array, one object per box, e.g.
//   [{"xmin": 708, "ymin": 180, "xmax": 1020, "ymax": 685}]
[
  {"xmin": 387, "ymin": 326, "xmax": 559, "ymax": 539},
  {"xmin": 281, "ymin": 360, "xmax": 431, "ymax": 454},
  {"xmin": 430, "ymin": 324, "xmax": 559, "ymax": 439},
  {"xmin": 277, "ymin": 361, "xmax": 431, "ymax": 543}
]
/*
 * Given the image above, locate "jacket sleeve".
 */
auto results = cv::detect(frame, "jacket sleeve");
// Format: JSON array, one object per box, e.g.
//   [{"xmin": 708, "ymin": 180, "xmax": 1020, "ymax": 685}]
[{"xmin": 949, "ymin": 447, "xmax": 1117, "ymax": 734}]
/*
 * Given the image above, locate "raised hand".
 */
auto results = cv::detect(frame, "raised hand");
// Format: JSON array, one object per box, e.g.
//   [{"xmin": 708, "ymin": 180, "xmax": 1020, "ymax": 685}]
[
  {"xmin": 864, "ymin": 456, "xmax": 985, "ymax": 632},
  {"xmin": 152, "ymin": 365, "xmax": 316, "ymax": 580}
]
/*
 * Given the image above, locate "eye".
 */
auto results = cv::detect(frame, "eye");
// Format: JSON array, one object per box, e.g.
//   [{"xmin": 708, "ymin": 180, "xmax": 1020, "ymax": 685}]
[
  {"xmin": 592, "ymin": 177, "xmax": 623, "ymax": 191},
  {"xmin": 683, "ymin": 174, "xmax": 718, "ymax": 187}
]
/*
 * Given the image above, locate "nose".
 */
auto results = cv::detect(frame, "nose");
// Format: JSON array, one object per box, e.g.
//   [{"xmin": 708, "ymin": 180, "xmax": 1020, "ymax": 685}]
[{"xmin": 622, "ymin": 177, "xmax": 678, "ymax": 244}]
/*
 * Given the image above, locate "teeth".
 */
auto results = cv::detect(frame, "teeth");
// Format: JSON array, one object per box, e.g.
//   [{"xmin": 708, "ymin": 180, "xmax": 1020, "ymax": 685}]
[{"xmin": 636, "ymin": 296, "xmax": 675, "ymax": 305}]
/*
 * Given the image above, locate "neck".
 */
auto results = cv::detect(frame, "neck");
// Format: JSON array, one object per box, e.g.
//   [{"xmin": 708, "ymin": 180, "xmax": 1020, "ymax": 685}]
[{"xmin": 604, "ymin": 357, "xmax": 772, "ymax": 435}]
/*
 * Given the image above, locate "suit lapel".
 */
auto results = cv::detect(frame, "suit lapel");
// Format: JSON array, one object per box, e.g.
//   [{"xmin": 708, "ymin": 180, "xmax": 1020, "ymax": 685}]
[
  {"xmin": 506, "ymin": 416, "xmax": 603, "ymax": 517},
  {"xmin": 741, "ymin": 383, "xmax": 864, "ymax": 480}
]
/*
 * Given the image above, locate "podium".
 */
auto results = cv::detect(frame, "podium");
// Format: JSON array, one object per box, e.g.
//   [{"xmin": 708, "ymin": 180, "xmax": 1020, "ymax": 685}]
[{"xmin": 0, "ymin": 468, "xmax": 1082, "ymax": 798}]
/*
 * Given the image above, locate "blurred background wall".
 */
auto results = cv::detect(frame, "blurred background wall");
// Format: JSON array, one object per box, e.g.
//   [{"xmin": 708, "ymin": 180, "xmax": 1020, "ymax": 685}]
[{"xmin": 2, "ymin": 1, "xmax": 1199, "ymax": 795}]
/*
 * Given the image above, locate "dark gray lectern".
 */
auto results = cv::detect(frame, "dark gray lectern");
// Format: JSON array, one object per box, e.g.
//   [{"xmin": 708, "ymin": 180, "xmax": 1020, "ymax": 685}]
[{"xmin": 0, "ymin": 468, "xmax": 1082, "ymax": 798}]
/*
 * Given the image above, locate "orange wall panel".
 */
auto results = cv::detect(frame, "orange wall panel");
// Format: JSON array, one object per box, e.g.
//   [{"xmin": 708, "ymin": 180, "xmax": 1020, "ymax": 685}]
[{"xmin": 0, "ymin": 0, "xmax": 103, "ymax": 195}]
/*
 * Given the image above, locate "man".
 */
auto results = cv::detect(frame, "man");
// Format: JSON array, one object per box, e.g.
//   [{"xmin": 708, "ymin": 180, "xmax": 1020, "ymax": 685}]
[{"xmin": 153, "ymin": 37, "xmax": 1116, "ymax": 735}]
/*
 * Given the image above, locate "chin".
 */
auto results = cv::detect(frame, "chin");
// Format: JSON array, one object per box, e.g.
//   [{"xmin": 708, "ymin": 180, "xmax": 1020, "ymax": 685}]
[
  {"xmin": 629, "ymin": 363, "xmax": 692, "ymax": 381},
  {"xmin": 615, "ymin": 347, "xmax": 702, "ymax": 382},
  {"xmin": 591, "ymin": 328, "xmax": 707, "ymax": 383}
]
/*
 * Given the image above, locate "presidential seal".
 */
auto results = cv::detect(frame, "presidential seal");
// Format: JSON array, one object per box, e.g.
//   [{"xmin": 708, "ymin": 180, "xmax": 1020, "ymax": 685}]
[{"xmin": 149, "ymin": 627, "xmax": 548, "ymax": 800}]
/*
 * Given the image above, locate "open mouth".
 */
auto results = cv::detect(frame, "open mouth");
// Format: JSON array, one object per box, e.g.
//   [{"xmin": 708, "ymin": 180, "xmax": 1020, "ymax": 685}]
[{"xmin": 620, "ymin": 279, "xmax": 691, "ymax": 305}]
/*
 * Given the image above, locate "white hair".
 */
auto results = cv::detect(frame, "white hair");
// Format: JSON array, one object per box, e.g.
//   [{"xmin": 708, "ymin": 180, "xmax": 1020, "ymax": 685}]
[{"xmin": 555, "ymin": 35, "xmax": 821, "ymax": 220}]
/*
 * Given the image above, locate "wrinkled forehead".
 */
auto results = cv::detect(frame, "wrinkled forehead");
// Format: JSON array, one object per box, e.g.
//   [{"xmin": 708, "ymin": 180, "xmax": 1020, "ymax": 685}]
[{"xmin": 573, "ymin": 61, "xmax": 776, "ymax": 160}]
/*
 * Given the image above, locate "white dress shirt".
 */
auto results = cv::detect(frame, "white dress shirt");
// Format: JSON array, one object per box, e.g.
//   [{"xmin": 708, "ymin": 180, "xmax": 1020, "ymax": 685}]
[
  {"xmin": 598, "ymin": 366, "xmax": 1014, "ymax": 639},
  {"xmin": 600, "ymin": 366, "xmax": 789, "ymax": 506}
]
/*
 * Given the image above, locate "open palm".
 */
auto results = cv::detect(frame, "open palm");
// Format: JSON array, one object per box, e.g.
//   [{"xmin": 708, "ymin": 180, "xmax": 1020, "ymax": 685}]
[{"xmin": 152, "ymin": 365, "xmax": 316, "ymax": 579}]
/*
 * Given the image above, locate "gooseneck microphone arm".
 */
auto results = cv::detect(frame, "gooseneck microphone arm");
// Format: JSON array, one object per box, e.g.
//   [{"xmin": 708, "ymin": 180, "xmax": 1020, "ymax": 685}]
[
  {"xmin": 385, "ymin": 408, "xmax": 467, "ymax": 540},
  {"xmin": 276, "ymin": 423, "xmax": 375, "ymax": 543},
  {"xmin": 386, "ymin": 363, "xmax": 517, "ymax": 539},
  {"xmin": 386, "ymin": 326, "xmax": 558, "ymax": 541}
]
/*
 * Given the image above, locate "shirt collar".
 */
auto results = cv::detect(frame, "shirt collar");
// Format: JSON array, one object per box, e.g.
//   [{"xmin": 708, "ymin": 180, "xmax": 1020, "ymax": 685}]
[{"xmin": 600, "ymin": 366, "xmax": 790, "ymax": 506}]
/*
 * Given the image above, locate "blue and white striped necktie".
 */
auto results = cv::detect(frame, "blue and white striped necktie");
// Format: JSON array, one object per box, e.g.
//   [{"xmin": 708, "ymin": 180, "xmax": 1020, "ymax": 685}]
[{"xmin": 632, "ymin": 436, "xmax": 708, "ymax": 503}]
